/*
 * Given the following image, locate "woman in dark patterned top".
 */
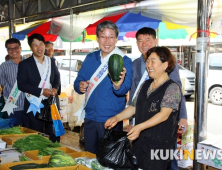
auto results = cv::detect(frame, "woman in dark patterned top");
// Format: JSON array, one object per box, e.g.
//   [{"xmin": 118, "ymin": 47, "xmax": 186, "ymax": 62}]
[{"xmin": 105, "ymin": 46, "xmax": 181, "ymax": 170}]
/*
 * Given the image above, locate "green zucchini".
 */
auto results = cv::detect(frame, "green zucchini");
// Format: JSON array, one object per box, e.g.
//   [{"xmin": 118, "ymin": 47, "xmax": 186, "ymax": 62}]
[{"xmin": 9, "ymin": 163, "xmax": 39, "ymax": 170}]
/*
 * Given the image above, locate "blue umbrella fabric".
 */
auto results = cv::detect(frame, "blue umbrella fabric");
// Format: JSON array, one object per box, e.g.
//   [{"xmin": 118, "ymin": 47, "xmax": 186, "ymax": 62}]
[{"xmin": 116, "ymin": 12, "xmax": 161, "ymax": 32}]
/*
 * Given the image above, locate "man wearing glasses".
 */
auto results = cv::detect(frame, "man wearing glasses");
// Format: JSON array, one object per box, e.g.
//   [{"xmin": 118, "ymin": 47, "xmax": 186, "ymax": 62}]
[
  {"xmin": 0, "ymin": 38, "xmax": 28, "ymax": 126},
  {"xmin": 74, "ymin": 21, "xmax": 132, "ymax": 154}
]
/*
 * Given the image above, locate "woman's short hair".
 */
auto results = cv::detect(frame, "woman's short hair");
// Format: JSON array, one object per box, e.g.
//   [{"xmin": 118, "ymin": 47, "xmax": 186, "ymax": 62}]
[
  {"xmin": 147, "ymin": 46, "xmax": 176, "ymax": 73},
  {"xmin": 28, "ymin": 33, "xmax": 45, "ymax": 47},
  {"xmin": 96, "ymin": 20, "xmax": 119, "ymax": 38}
]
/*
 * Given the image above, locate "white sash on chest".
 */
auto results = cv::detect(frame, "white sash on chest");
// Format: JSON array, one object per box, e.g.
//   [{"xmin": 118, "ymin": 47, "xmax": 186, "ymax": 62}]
[
  {"xmin": 2, "ymin": 81, "xmax": 21, "ymax": 116},
  {"xmin": 26, "ymin": 56, "xmax": 51, "ymax": 115},
  {"xmin": 73, "ymin": 47, "xmax": 125, "ymax": 124},
  {"xmin": 132, "ymin": 70, "xmax": 149, "ymax": 101},
  {"xmin": 132, "ymin": 70, "xmax": 149, "ymax": 125}
]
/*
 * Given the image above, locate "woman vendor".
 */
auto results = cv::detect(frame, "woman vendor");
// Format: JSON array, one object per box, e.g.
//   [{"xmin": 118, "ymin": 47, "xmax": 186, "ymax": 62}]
[{"xmin": 105, "ymin": 46, "xmax": 181, "ymax": 170}]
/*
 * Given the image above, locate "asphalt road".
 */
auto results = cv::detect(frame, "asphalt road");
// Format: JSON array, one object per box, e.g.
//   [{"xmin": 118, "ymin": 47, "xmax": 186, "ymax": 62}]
[{"xmin": 185, "ymin": 95, "xmax": 222, "ymax": 138}]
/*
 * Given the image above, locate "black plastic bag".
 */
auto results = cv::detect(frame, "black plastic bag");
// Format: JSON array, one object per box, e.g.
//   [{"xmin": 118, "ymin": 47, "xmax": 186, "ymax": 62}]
[
  {"xmin": 36, "ymin": 96, "xmax": 53, "ymax": 122},
  {"xmin": 96, "ymin": 129, "xmax": 138, "ymax": 169}
]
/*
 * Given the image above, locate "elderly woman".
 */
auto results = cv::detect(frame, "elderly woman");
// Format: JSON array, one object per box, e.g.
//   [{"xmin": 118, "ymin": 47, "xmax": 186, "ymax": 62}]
[{"xmin": 105, "ymin": 46, "xmax": 181, "ymax": 170}]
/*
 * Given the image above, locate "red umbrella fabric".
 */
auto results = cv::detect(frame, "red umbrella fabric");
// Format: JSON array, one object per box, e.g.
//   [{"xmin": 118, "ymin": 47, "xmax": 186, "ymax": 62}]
[{"xmin": 12, "ymin": 21, "xmax": 60, "ymax": 42}]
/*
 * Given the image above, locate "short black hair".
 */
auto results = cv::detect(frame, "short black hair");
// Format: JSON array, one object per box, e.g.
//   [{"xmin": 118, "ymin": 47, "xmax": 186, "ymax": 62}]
[
  {"xmin": 5, "ymin": 38, "xmax": 21, "ymax": 48},
  {"xmin": 28, "ymin": 33, "xmax": 45, "ymax": 47},
  {"xmin": 136, "ymin": 27, "xmax": 156, "ymax": 40},
  {"xmin": 45, "ymin": 41, "xmax": 54, "ymax": 46}
]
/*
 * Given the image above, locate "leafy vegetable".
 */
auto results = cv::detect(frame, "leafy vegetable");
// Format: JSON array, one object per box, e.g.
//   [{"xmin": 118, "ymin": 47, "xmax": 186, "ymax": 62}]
[
  {"xmin": 91, "ymin": 160, "xmax": 105, "ymax": 170},
  {"xmin": 19, "ymin": 155, "xmax": 30, "ymax": 161},
  {"xmin": 0, "ymin": 127, "xmax": 24, "ymax": 135},
  {"xmin": 12, "ymin": 134, "xmax": 61, "ymax": 153},
  {"xmin": 37, "ymin": 147, "xmax": 64, "ymax": 157},
  {"xmin": 75, "ymin": 158, "xmax": 86, "ymax": 166}
]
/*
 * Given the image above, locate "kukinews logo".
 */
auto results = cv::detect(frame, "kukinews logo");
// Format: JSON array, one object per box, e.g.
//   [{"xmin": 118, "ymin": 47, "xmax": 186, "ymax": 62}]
[{"xmin": 150, "ymin": 149, "xmax": 222, "ymax": 160}]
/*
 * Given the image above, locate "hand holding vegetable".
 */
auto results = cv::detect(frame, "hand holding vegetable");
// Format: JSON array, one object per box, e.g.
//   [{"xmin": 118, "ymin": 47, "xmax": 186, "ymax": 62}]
[{"xmin": 111, "ymin": 68, "xmax": 126, "ymax": 90}]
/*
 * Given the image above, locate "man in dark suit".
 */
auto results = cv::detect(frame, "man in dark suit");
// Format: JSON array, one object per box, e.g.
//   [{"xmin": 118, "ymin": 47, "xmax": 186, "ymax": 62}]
[{"xmin": 17, "ymin": 33, "xmax": 60, "ymax": 142}]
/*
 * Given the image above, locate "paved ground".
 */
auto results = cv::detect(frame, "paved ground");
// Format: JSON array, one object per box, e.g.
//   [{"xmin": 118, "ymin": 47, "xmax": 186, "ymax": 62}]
[{"xmin": 185, "ymin": 95, "xmax": 222, "ymax": 138}]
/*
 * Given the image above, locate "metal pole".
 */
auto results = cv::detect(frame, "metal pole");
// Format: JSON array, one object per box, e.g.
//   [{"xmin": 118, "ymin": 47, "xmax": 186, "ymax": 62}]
[
  {"xmin": 8, "ymin": 0, "xmax": 14, "ymax": 38},
  {"xmin": 69, "ymin": 42, "xmax": 72, "ymax": 84},
  {"xmin": 194, "ymin": 0, "xmax": 213, "ymax": 169}
]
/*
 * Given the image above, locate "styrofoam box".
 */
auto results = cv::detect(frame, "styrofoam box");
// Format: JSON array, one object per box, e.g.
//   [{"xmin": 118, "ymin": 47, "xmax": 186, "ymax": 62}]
[
  {"xmin": 60, "ymin": 106, "xmax": 66, "ymax": 114},
  {"xmin": 0, "ymin": 149, "xmax": 21, "ymax": 164},
  {"xmin": 0, "ymin": 139, "xmax": 6, "ymax": 149}
]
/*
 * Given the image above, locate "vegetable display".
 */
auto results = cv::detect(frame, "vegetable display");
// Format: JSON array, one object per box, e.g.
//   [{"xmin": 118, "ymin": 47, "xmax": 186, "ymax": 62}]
[
  {"xmin": 0, "ymin": 127, "xmax": 24, "ymax": 135},
  {"xmin": 91, "ymin": 160, "xmax": 105, "ymax": 170},
  {"xmin": 48, "ymin": 152, "xmax": 76, "ymax": 167},
  {"xmin": 108, "ymin": 54, "xmax": 124, "ymax": 84},
  {"xmin": 12, "ymin": 135, "xmax": 61, "ymax": 153},
  {"xmin": 19, "ymin": 155, "xmax": 30, "ymax": 161},
  {"xmin": 37, "ymin": 147, "xmax": 64, "ymax": 157}
]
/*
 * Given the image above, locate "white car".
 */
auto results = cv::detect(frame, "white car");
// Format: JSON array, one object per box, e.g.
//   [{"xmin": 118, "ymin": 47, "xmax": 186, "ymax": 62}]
[
  {"xmin": 178, "ymin": 64, "xmax": 195, "ymax": 98},
  {"xmin": 208, "ymin": 53, "xmax": 222, "ymax": 105},
  {"xmin": 55, "ymin": 55, "xmax": 86, "ymax": 89}
]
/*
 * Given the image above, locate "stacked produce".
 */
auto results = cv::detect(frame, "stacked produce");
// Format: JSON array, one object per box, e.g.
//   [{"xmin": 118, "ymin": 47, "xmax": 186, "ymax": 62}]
[
  {"xmin": 12, "ymin": 135, "xmax": 61, "ymax": 154},
  {"xmin": 0, "ymin": 127, "xmax": 25, "ymax": 135},
  {"xmin": 48, "ymin": 152, "xmax": 76, "ymax": 167},
  {"xmin": 8, "ymin": 152, "xmax": 77, "ymax": 170},
  {"xmin": 36, "ymin": 147, "xmax": 64, "ymax": 157}
]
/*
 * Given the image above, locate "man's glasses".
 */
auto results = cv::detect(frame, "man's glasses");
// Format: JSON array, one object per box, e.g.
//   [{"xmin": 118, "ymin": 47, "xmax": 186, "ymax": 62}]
[
  {"xmin": 7, "ymin": 46, "xmax": 20, "ymax": 51},
  {"xmin": 99, "ymin": 36, "xmax": 116, "ymax": 41}
]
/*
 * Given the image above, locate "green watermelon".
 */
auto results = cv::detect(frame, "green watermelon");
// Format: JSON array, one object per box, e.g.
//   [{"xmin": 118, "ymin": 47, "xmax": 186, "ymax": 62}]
[
  {"xmin": 108, "ymin": 54, "xmax": 124, "ymax": 84},
  {"xmin": 48, "ymin": 152, "xmax": 76, "ymax": 167}
]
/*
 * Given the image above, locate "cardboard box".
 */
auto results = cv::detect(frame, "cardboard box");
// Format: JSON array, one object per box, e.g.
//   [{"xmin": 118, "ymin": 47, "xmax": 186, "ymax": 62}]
[
  {"xmin": 0, "ymin": 139, "xmax": 6, "ymax": 149},
  {"xmin": 0, "ymin": 127, "xmax": 39, "ymax": 141},
  {"xmin": 1, "ymin": 134, "xmax": 34, "ymax": 145},
  {"xmin": 68, "ymin": 151, "xmax": 96, "ymax": 159},
  {"xmin": 25, "ymin": 147, "xmax": 78, "ymax": 160},
  {"xmin": 1, "ymin": 162, "xmax": 90, "ymax": 170},
  {"xmin": 0, "ymin": 148, "xmax": 21, "ymax": 164},
  {"xmin": 197, "ymin": 137, "xmax": 222, "ymax": 170},
  {"xmin": 1, "ymin": 160, "xmax": 48, "ymax": 170},
  {"xmin": 59, "ymin": 92, "xmax": 68, "ymax": 106},
  {"xmin": 177, "ymin": 142, "xmax": 193, "ymax": 168},
  {"xmin": 209, "ymin": 166, "xmax": 222, "ymax": 170}
]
